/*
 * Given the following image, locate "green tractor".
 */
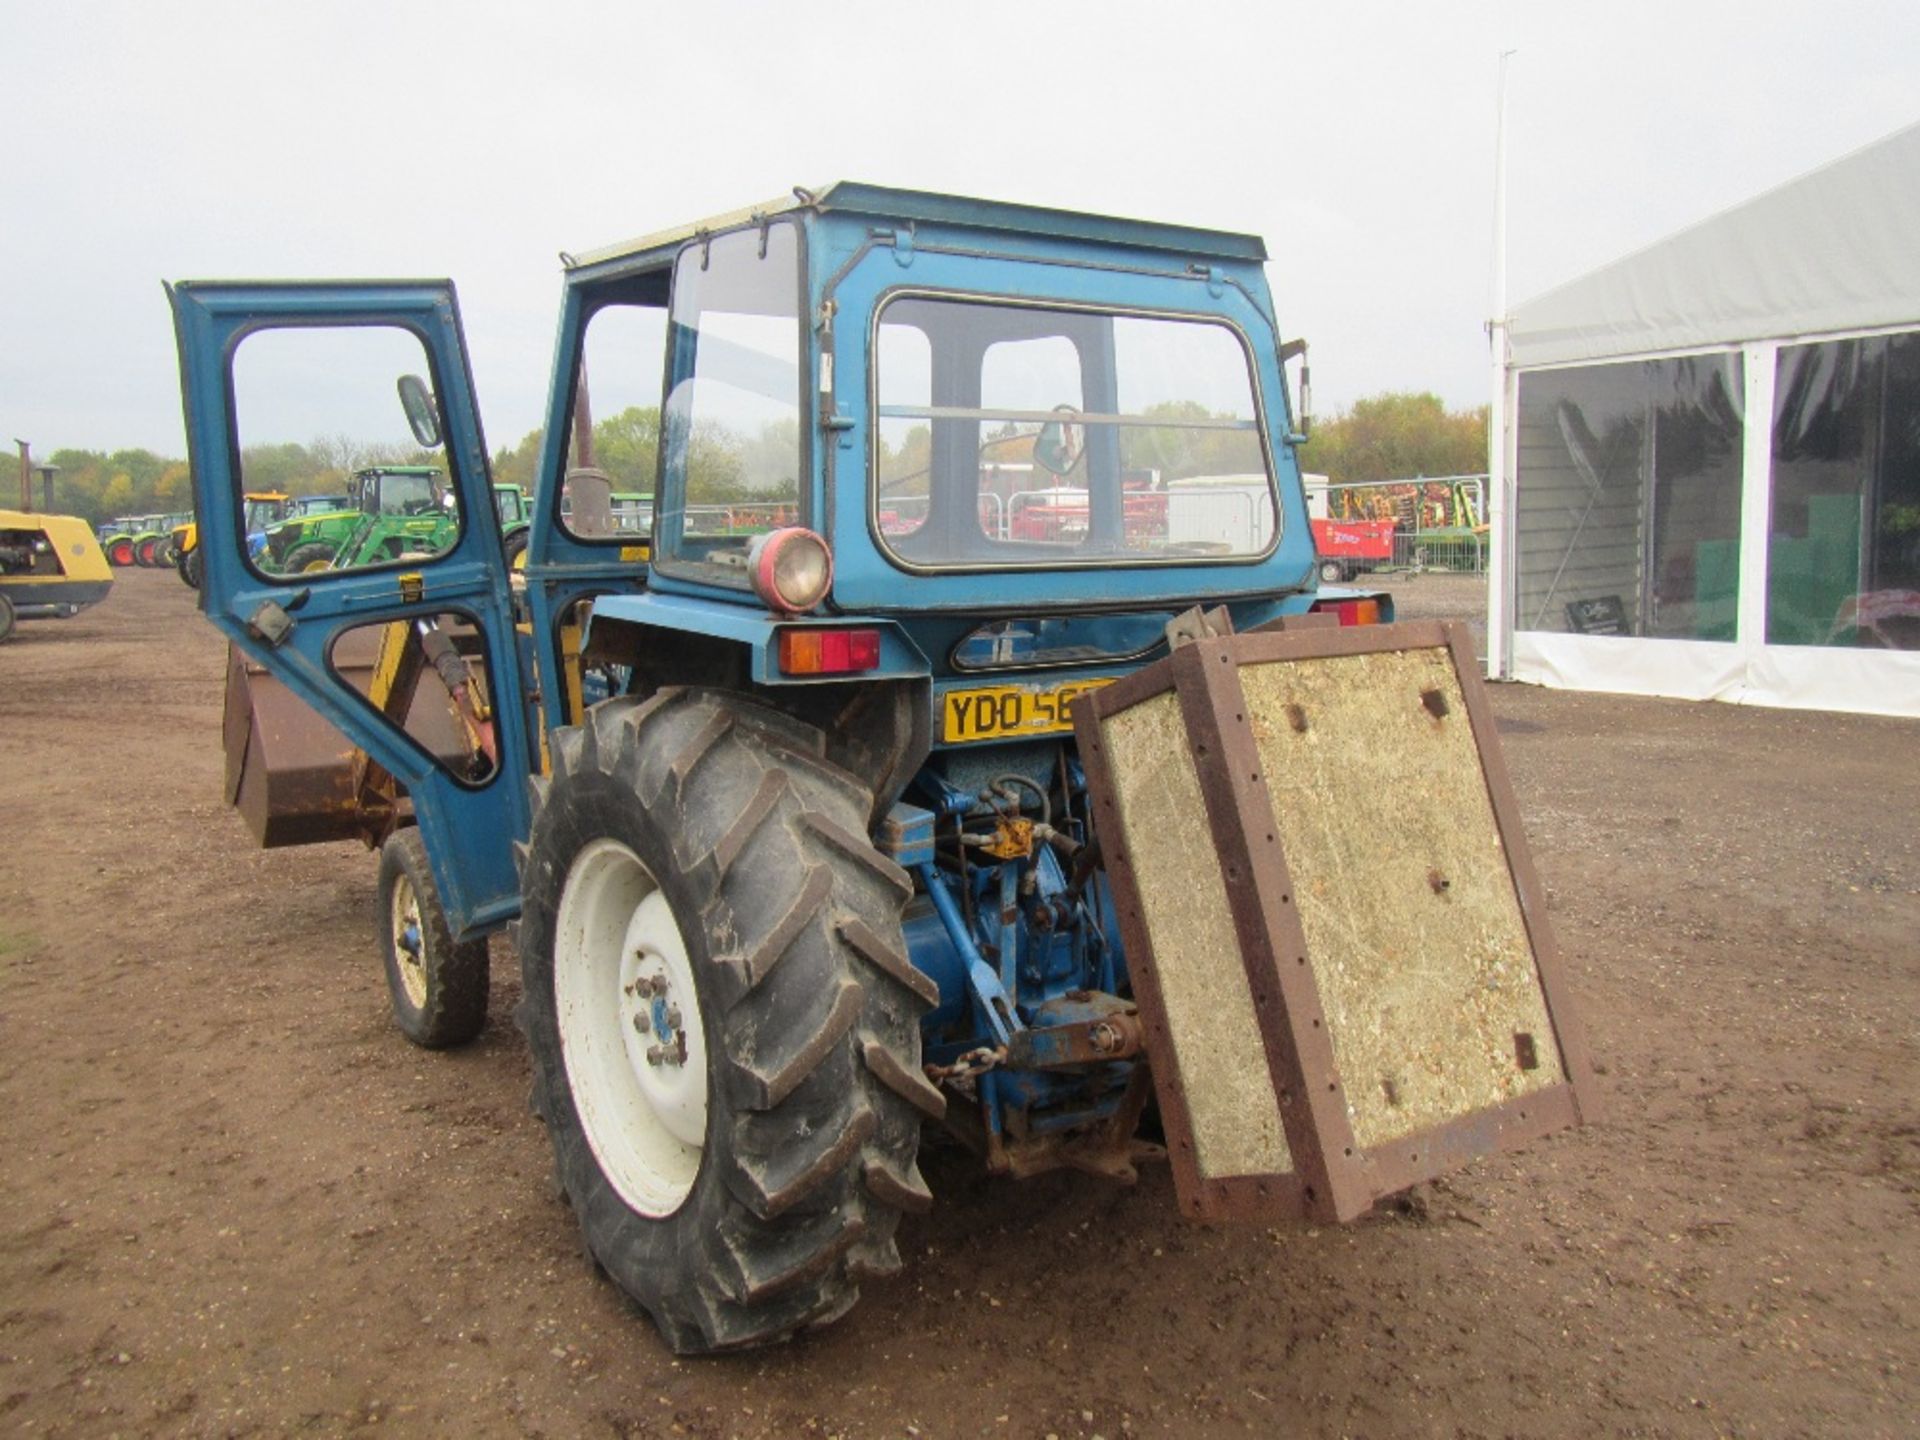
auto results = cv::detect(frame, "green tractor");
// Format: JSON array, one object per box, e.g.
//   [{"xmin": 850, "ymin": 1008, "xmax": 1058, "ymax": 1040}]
[
  {"xmin": 98, "ymin": 518, "xmax": 141, "ymax": 567},
  {"xmin": 259, "ymin": 468, "xmax": 528, "ymax": 574},
  {"xmin": 257, "ymin": 467, "xmax": 444, "ymax": 573},
  {"xmin": 130, "ymin": 514, "xmax": 175, "ymax": 568}
]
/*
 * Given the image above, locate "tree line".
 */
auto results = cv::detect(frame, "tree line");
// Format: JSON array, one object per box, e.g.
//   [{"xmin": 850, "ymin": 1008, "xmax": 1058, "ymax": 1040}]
[
  {"xmin": 25, "ymin": 391, "xmax": 1486, "ymax": 527},
  {"xmin": 1299, "ymin": 391, "xmax": 1489, "ymax": 483}
]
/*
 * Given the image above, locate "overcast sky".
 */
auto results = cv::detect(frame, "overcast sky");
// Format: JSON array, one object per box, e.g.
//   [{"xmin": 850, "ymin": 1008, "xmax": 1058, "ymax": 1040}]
[{"xmin": 4, "ymin": 0, "xmax": 1915, "ymax": 458}]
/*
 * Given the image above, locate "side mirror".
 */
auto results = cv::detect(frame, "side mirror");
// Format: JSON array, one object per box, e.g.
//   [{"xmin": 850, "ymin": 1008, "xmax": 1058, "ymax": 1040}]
[
  {"xmin": 1033, "ymin": 405, "xmax": 1085, "ymax": 476},
  {"xmin": 1279, "ymin": 338, "xmax": 1311, "ymax": 443},
  {"xmin": 397, "ymin": 374, "xmax": 443, "ymax": 449}
]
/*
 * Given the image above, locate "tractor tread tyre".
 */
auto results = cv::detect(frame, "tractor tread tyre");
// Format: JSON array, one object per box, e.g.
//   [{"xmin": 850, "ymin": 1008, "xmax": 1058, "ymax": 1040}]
[
  {"xmin": 285, "ymin": 542, "xmax": 337, "ymax": 573},
  {"xmin": 502, "ymin": 529, "xmax": 530, "ymax": 570},
  {"xmin": 377, "ymin": 827, "xmax": 490, "ymax": 1048},
  {"xmin": 515, "ymin": 687, "xmax": 934, "ymax": 1354},
  {"xmin": 0, "ymin": 592, "xmax": 15, "ymax": 643},
  {"xmin": 181, "ymin": 547, "xmax": 204, "ymax": 589}
]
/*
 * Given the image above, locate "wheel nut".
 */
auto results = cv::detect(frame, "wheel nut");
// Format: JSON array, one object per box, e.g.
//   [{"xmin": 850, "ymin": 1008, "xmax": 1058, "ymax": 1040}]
[
  {"xmin": 632, "ymin": 1012, "xmax": 650, "ymax": 1035},
  {"xmin": 664, "ymin": 1005, "xmax": 682, "ymax": 1029},
  {"xmin": 645, "ymin": 1044, "xmax": 664, "ymax": 1066}
]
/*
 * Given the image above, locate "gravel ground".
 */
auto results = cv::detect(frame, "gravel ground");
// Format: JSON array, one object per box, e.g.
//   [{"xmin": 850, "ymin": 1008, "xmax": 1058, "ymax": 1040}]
[{"xmin": 2, "ymin": 566, "xmax": 1916, "ymax": 1438}]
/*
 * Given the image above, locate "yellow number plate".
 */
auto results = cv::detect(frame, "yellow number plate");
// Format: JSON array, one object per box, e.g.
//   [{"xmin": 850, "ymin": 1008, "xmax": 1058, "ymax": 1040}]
[{"xmin": 941, "ymin": 679, "xmax": 1114, "ymax": 744}]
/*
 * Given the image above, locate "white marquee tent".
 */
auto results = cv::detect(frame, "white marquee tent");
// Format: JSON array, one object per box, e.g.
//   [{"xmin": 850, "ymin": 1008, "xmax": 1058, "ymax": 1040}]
[{"xmin": 1487, "ymin": 121, "xmax": 1920, "ymax": 717}]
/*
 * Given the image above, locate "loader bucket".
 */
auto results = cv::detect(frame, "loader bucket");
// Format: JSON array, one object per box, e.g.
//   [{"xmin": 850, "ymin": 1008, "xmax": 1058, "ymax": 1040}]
[
  {"xmin": 223, "ymin": 637, "xmax": 389, "ymax": 847},
  {"xmin": 1075, "ymin": 618, "xmax": 1597, "ymax": 1226}
]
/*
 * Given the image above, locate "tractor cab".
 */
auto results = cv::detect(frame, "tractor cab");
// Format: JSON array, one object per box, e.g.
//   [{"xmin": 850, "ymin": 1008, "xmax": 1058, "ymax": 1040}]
[{"xmin": 353, "ymin": 465, "xmax": 445, "ymax": 516}]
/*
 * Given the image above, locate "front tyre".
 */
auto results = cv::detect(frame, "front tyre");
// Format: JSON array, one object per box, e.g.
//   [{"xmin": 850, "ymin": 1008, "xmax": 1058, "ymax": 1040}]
[
  {"xmin": 378, "ymin": 827, "xmax": 490, "ymax": 1047},
  {"xmin": 516, "ymin": 689, "xmax": 940, "ymax": 1353},
  {"xmin": 286, "ymin": 542, "xmax": 337, "ymax": 573}
]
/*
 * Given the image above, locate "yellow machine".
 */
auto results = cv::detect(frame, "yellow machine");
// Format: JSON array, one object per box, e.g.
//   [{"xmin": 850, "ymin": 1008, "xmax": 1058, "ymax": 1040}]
[
  {"xmin": 0, "ymin": 510, "xmax": 112, "ymax": 642},
  {"xmin": 174, "ymin": 491, "xmax": 292, "ymax": 587}
]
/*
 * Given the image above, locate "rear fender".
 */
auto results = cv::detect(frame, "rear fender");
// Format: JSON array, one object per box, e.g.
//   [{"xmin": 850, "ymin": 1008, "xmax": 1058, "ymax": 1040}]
[
  {"xmin": 583, "ymin": 597, "xmax": 933, "ymax": 820},
  {"xmin": 582, "ymin": 591, "xmax": 930, "ymax": 688}
]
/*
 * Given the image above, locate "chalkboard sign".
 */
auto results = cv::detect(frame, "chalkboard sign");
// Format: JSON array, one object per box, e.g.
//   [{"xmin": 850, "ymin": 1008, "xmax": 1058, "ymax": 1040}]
[{"xmin": 1566, "ymin": 596, "xmax": 1629, "ymax": 635}]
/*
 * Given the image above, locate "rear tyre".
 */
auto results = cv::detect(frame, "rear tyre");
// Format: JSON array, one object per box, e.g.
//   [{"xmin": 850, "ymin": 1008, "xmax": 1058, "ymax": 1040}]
[
  {"xmin": 286, "ymin": 542, "xmax": 337, "ymax": 573},
  {"xmin": 378, "ymin": 827, "xmax": 490, "ymax": 1048},
  {"xmin": 0, "ymin": 593, "xmax": 15, "ymax": 643},
  {"xmin": 134, "ymin": 538, "xmax": 158, "ymax": 567},
  {"xmin": 181, "ymin": 547, "xmax": 204, "ymax": 589},
  {"xmin": 516, "ymin": 689, "xmax": 938, "ymax": 1354},
  {"xmin": 503, "ymin": 529, "xmax": 529, "ymax": 571},
  {"xmin": 1318, "ymin": 557, "xmax": 1348, "ymax": 584},
  {"xmin": 107, "ymin": 539, "xmax": 134, "ymax": 567}
]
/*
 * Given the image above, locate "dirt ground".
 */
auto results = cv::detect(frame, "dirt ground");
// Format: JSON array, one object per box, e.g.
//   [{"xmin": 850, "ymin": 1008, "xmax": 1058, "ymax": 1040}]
[{"xmin": 3, "ymin": 567, "xmax": 1916, "ymax": 1439}]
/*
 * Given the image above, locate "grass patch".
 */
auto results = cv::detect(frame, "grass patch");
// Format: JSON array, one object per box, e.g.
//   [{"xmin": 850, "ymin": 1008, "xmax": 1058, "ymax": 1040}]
[{"xmin": 0, "ymin": 929, "xmax": 40, "ymax": 960}]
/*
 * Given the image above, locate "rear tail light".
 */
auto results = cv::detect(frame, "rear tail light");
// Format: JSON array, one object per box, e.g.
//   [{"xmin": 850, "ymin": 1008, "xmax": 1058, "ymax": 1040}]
[
  {"xmin": 778, "ymin": 627, "xmax": 881, "ymax": 676},
  {"xmin": 1310, "ymin": 597, "xmax": 1383, "ymax": 626}
]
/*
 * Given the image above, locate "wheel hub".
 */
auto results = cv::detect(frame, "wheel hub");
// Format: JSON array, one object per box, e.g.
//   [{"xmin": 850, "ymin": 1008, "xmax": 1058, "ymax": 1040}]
[
  {"xmin": 615, "ymin": 907, "xmax": 702, "ymax": 1135},
  {"xmin": 390, "ymin": 874, "xmax": 428, "ymax": 1008}
]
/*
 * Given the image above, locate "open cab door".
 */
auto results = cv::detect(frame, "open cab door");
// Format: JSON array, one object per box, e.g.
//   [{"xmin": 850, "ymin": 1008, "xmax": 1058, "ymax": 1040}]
[{"xmin": 169, "ymin": 281, "xmax": 531, "ymax": 937}]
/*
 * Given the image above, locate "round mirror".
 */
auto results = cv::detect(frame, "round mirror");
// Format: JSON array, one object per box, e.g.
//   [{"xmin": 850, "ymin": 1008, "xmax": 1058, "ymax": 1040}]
[{"xmin": 397, "ymin": 374, "xmax": 443, "ymax": 449}]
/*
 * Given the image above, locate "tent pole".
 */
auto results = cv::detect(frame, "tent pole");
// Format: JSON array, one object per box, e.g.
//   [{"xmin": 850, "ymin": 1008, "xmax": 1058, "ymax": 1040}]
[{"xmin": 1485, "ymin": 48, "xmax": 1517, "ymax": 680}]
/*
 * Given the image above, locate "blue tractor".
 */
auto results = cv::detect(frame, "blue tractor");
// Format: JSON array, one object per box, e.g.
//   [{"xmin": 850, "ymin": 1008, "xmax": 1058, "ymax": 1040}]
[{"xmin": 171, "ymin": 185, "xmax": 1582, "ymax": 1355}]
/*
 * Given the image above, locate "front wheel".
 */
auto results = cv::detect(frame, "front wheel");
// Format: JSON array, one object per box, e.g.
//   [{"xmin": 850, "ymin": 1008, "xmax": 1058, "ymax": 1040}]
[
  {"xmin": 181, "ymin": 547, "xmax": 204, "ymax": 589},
  {"xmin": 1318, "ymin": 557, "xmax": 1348, "ymax": 584},
  {"xmin": 516, "ymin": 689, "xmax": 940, "ymax": 1353},
  {"xmin": 378, "ymin": 827, "xmax": 490, "ymax": 1047},
  {"xmin": 285, "ymin": 542, "xmax": 337, "ymax": 573}
]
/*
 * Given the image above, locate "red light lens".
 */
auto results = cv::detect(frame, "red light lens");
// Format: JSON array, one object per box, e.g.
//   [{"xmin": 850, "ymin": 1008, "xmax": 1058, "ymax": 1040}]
[
  {"xmin": 778, "ymin": 628, "xmax": 882, "ymax": 675},
  {"xmin": 1309, "ymin": 597, "xmax": 1383, "ymax": 626}
]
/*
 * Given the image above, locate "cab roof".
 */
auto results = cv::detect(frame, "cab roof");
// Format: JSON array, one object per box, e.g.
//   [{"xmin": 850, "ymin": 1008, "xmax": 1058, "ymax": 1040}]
[{"xmin": 568, "ymin": 181, "xmax": 1269, "ymax": 271}]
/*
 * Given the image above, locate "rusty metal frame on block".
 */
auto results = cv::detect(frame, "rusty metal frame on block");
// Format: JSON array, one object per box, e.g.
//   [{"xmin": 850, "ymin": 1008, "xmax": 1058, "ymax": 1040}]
[{"xmin": 1075, "ymin": 618, "xmax": 1597, "ymax": 1225}]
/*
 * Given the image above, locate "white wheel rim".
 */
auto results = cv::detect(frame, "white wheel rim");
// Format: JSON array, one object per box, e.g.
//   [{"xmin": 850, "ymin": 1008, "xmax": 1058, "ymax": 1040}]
[
  {"xmin": 553, "ymin": 838, "xmax": 708, "ymax": 1217},
  {"xmin": 390, "ymin": 872, "xmax": 428, "ymax": 1008}
]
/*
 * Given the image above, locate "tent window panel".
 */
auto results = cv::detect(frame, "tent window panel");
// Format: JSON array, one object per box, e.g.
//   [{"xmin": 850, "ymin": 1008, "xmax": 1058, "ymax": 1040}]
[
  {"xmin": 1768, "ymin": 332, "xmax": 1920, "ymax": 650},
  {"xmin": 1646, "ymin": 356, "xmax": 1744, "ymax": 640},
  {"xmin": 1515, "ymin": 365, "xmax": 1648, "ymax": 635},
  {"xmin": 1514, "ymin": 355, "xmax": 1743, "ymax": 640}
]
